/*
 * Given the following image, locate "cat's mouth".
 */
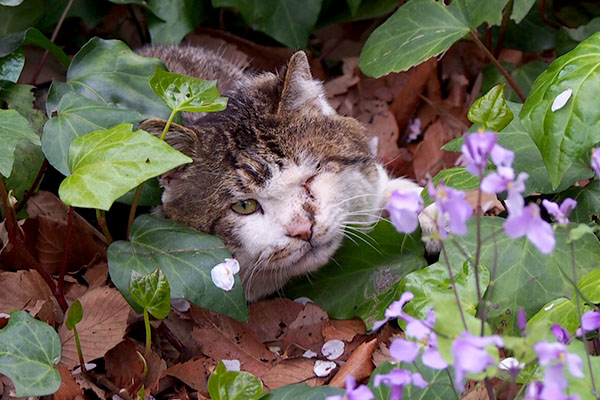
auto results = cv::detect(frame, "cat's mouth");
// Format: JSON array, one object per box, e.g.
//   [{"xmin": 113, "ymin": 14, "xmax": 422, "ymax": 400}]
[{"xmin": 269, "ymin": 237, "xmax": 339, "ymax": 267}]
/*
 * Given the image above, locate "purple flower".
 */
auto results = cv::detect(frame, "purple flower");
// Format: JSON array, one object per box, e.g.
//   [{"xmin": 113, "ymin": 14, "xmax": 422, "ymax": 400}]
[
  {"xmin": 326, "ymin": 375, "xmax": 374, "ymax": 400},
  {"xmin": 490, "ymin": 144, "xmax": 515, "ymax": 168},
  {"xmin": 525, "ymin": 365, "xmax": 581, "ymax": 400},
  {"xmin": 542, "ymin": 198, "xmax": 577, "ymax": 225},
  {"xmin": 372, "ymin": 292, "xmax": 414, "ymax": 330},
  {"xmin": 481, "ymin": 167, "xmax": 528, "ymax": 212},
  {"xmin": 373, "ymin": 369, "xmax": 427, "ymax": 400},
  {"xmin": 551, "ymin": 324, "xmax": 572, "ymax": 345},
  {"xmin": 428, "ymin": 181, "xmax": 473, "ymax": 237},
  {"xmin": 389, "ymin": 309, "xmax": 448, "ymax": 370},
  {"xmin": 592, "ymin": 148, "xmax": 600, "ymax": 177},
  {"xmin": 503, "ymin": 203, "xmax": 555, "ymax": 254},
  {"xmin": 581, "ymin": 310, "xmax": 600, "ymax": 332},
  {"xmin": 534, "ymin": 341, "xmax": 584, "ymax": 379},
  {"xmin": 451, "ymin": 331, "xmax": 504, "ymax": 390},
  {"xmin": 518, "ymin": 308, "xmax": 527, "ymax": 333},
  {"xmin": 461, "ymin": 131, "xmax": 498, "ymax": 175},
  {"xmin": 386, "ymin": 191, "xmax": 424, "ymax": 234}
]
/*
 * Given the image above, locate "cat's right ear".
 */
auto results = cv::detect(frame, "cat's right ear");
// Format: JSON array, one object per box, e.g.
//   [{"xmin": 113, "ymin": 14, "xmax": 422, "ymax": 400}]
[{"xmin": 139, "ymin": 118, "xmax": 199, "ymax": 158}]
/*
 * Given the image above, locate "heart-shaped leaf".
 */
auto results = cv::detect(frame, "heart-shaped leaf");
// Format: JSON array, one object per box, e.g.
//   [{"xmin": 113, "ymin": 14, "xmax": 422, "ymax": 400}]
[
  {"xmin": 284, "ymin": 221, "xmax": 426, "ymax": 329},
  {"xmin": 58, "ymin": 123, "xmax": 191, "ymax": 210},
  {"xmin": 520, "ymin": 31, "xmax": 600, "ymax": 189},
  {"xmin": 107, "ymin": 214, "xmax": 248, "ymax": 321},
  {"xmin": 150, "ymin": 67, "xmax": 228, "ymax": 114},
  {"xmin": 65, "ymin": 299, "xmax": 83, "ymax": 330},
  {"xmin": 207, "ymin": 361, "xmax": 264, "ymax": 400},
  {"xmin": 422, "ymin": 166, "xmax": 480, "ymax": 206},
  {"xmin": 0, "ymin": 27, "xmax": 69, "ymax": 67},
  {"xmin": 0, "ymin": 311, "xmax": 61, "ymax": 397},
  {"xmin": 467, "ymin": 84, "xmax": 513, "ymax": 131},
  {"xmin": 0, "ymin": 47, "xmax": 24, "ymax": 83},
  {"xmin": 0, "ymin": 109, "xmax": 41, "ymax": 177},
  {"xmin": 129, "ymin": 269, "xmax": 171, "ymax": 319},
  {"xmin": 42, "ymin": 38, "xmax": 175, "ymax": 175}
]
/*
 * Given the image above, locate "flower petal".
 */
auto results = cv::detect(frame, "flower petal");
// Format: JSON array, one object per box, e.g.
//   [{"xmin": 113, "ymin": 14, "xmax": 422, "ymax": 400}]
[
  {"xmin": 551, "ymin": 88, "xmax": 572, "ymax": 112},
  {"xmin": 389, "ymin": 339, "xmax": 420, "ymax": 363}
]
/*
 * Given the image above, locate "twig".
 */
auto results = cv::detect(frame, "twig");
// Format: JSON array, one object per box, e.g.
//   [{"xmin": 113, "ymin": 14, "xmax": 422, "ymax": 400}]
[
  {"xmin": 58, "ymin": 206, "xmax": 74, "ymax": 294},
  {"xmin": 127, "ymin": 5, "xmax": 147, "ymax": 45},
  {"xmin": 469, "ymin": 30, "xmax": 526, "ymax": 102},
  {"xmin": 29, "ymin": 0, "xmax": 75, "ymax": 85},
  {"xmin": 473, "ymin": 181, "xmax": 483, "ymax": 331},
  {"xmin": 96, "ymin": 209, "xmax": 113, "ymax": 243},
  {"xmin": 15, "ymin": 159, "xmax": 48, "ymax": 213},
  {"xmin": 484, "ymin": 377, "xmax": 497, "ymax": 400},
  {"xmin": 493, "ymin": 0, "xmax": 513, "ymax": 58},
  {"xmin": 126, "ymin": 184, "xmax": 144, "ymax": 241}
]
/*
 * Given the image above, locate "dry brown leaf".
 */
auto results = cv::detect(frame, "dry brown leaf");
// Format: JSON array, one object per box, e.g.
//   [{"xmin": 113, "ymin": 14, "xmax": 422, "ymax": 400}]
[
  {"xmin": 105, "ymin": 339, "xmax": 144, "ymax": 389},
  {"xmin": 322, "ymin": 318, "xmax": 365, "ymax": 342},
  {"xmin": 54, "ymin": 365, "xmax": 83, "ymax": 400},
  {"xmin": 25, "ymin": 299, "xmax": 58, "ymax": 326},
  {"xmin": 248, "ymin": 298, "xmax": 304, "ymax": 343},
  {"xmin": 190, "ymin": 306, "xmax": 275, "ymax": 376},
  {"xmin": 261, "ymin": 357, "xmax": 326, "ymax": 390},
  {"xmin": 164, "ymin": 358, "xmax": 210, "ymax": 393},
  {"xmin": 84, "ymin": 261, "xmax": 109, "ymax": 288},
  {"xmin": 413, "ymin": 120, "xmax": 459, "ymax": 183},
  {"xmin": 0, "ymin": 270, "xmax": 55, "ymax": 314},
  {"xmin": 329, "ymin": 338, "xmax": 377, "ymax": 388},
  {"xmin": 280, "ymin": 303, "xmax": 328, "ymax": 352},
  {"xmin": 59, "ymin": 287, "xmax": 130, "ymax": 368}
]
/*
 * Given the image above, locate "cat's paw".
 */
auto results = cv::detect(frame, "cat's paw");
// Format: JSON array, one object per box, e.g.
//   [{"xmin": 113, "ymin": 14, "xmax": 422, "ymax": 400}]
[{"xmin": 418, "ymin": 204, "xmax": 442, "ymax": 254}]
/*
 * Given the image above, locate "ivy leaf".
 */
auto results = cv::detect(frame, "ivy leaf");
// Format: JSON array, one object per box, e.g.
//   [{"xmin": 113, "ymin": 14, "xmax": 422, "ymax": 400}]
[
  {"xmin": 0, "ymin": 311, "xmax": 61, "ymax": 397},
  {"xmin": 511, "ymin": 0, "xmax": 536, "ymax": 23},
  {"xmin": 0, "ymin": 109, "xmax": 41, "ymax": 177},
  {"xmin": 555, "ymin": 182, "xmax": 600, "ymax": 223},
  {"xmin": 467, "ymin": 84, "xmax": 513, "ymax": 131},
  {"xmin": 58, "ymin": 123, "xmax": 191, "ymax": 210},
  {"xmin": 359, "ymin": 0, "xmax": 508, "ymax": 78},
  {"xmin": 212, "ymin": 0, "xmax": 323, "ymax": 49},
  {"xmin": 65, "ymin": 299, "xmax": 83, "ymax": 330},
  {"xmin": 284, "ymin": 221, "xmax": 426, "ymax": 329},
  {"xmin": 520, "ymin": 31, "xmax": 600, "ymax": 189},
  {"xmin": 107, "ymin": 214, "xmax": 248, "ymax": 321},
  {"xmin": 150, "ymin": 67, "xmax": 228, "ymax": 113},
  {"xmin": 422, "ymin": 166, "xmax": 480, "ymax": 206},
  {"xmin": 528, "ymin": 297, "xmax": 579, "ymax": 333},
  {"xmin": 207, "ymin": 361, "xmax": 264, "ymax": 400},
  {"xmin": 0, "ymin": 27, "xmax": 69, "ymax": 67},
  {"xmin": 578, "ymin": 269, "xmax": 600, "ymax": 304},
  {"xmin": 0, "ymin": 47, "xmax": 24, "ymax": 83},
  {"xmin": 42, "ymin": 38, "xmax": 174, "ymax": 176},
  {"xmin": 146, "ymin": 0, "xmax": 207, "ymax": 45},
  {"xmin": 129, "ymin": 269, "xmax": 171, "ymax": 319},
  {"xmin": 260, "ymin": 383, "xmax": 344, "ymax": 399}
]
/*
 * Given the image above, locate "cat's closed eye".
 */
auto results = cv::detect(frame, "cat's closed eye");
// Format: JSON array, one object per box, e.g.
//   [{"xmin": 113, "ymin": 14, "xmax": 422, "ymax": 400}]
[{"xmin": 231, "ymin": 199, "xmax": 261, "ymax": 215}]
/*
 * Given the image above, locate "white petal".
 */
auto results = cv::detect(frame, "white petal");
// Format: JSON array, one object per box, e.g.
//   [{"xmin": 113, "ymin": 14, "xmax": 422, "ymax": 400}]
[
  {"xmin": 224, "ymin": 258, "xmax": 240, "ymax": 274},
  {"xmin": 313, "ymin": 360, "xmax": 337, "ymax": 377},
  {"xmin": 544, "ymin": 303, "xmax": 555, "ymax": 311},
  {"xmin": 211, "ymin": 260, "xmax": 238, "ymax": 291},
  {"xmin": 551, "ymin": 88, "xmax": 572, "ymax": 112},
  {"xmin": 269, "ymin": 346, "xmax": 281, "ymax": 356},
  {"xmin": 303, "ymin": 350, "xmax": 318, "ymax": 358},
  {"xmin": 0, "ymin": 313, "xmax": 10, "ymax": 319},
  {"xmin": 171, "ymin": 298, "xmax": 190, "ymax": 312},
  {"xmin": 498, "ymin": 357, "xmax": 524, "ymax": 371},
  {"xmin": 73, "ymin": 363, "xmax": 97, "ymax": 375},
  {"xmin": 294, "ymin": 297, "xmax": 313, "ymax": 305},
  {"xmin": 222, "ymin": 359, "xmax": 241, "ymax": 371},
  {"xmin": 321, "ymin": 339, "xmax": 345, "ymax": 360}
]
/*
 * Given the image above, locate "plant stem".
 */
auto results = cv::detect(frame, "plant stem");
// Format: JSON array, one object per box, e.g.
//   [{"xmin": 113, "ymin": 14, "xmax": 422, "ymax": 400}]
[
  {"xmin": 445, "ymin": 368, "xmax": 461, "ymax": 400},
  {"xmin": 441, "ymin": 243, "xmax": 468, "ymax": 330},
  {"xmin": 480, "ymin": 228, "xmax": 499, "ymax": 334},
  {"xmin": 96, "ymin": 209, "xmax": 112, "ymax": 243},
  {"xmin": 29, "ymin": 0, "xmax": 74, "ymax": 85},
  {"xmin": 493, "ymin": 0, "xmax": 513, "ymax": 58},
  {"xmin": 73, "ymin": 326, "xmax": 87, "ymax": 374},
  {"xmin": 473, "ymin": 180, "xmax": 483, "ymax": 331},
  {"xmin": 143, "ymin": 308, "xmax": 152, "ymax": 362},
  {"xmin": 160, "ymin": 109, "xmax": 177, "ymax": 141},
  {"xmin": 58, "ymin": 206, "xmax": 74, "ymax": 294},
  {"xmin": 567, "ymin": 229, "xmax": 598, "ymax": 397},
  {"xmin": 484, "ymin": 377, "xmax": 497, "ymax": 400},
  {"xmin": 15, "ymin": 159, "xmax": 48, "ymax": 213},
  {"xmin": 469, "ymin": 30, "xmax": 526, "ymax": 102}
]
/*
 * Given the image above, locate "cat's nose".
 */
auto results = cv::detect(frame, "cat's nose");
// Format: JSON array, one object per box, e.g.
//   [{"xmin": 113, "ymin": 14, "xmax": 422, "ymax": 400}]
[{"xmin": 286, "ymin": 213, "xmax": 314, "ymax": 241}]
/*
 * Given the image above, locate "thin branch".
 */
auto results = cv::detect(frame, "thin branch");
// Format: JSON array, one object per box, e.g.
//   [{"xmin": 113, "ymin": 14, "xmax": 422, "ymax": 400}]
[
  {"xmin": 493, "ymin": 0, "xmax": 514, "ymax": 58},
  {"xmin": 58, "ymin": 206, "xmax": 74, "ymax": 294}
]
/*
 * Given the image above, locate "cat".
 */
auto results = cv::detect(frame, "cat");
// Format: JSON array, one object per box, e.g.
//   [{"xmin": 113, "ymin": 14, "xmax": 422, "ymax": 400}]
[{"xmin": 137, "ymin": 45, "xmax": 434, "ymax": 301}]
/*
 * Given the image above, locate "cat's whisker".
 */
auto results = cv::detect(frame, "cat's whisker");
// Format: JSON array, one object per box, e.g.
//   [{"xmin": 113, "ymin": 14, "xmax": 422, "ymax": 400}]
[
  {"xmin": 340, "ymin": 228, "xmax": 382, "ymax": 255},
  {"xmin": 337, "ymin": 228, "xmax": 359, "ymax": 246},
  {"xmin": 333, "ymin": 192, "xmax": 381, "ymax": 207}
]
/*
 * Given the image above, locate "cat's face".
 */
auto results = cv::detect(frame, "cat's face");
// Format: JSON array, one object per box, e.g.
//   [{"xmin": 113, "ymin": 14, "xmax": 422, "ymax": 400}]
[{"xmin": 141, "ymin": 52, "xmax": 388, "ymax": 300}]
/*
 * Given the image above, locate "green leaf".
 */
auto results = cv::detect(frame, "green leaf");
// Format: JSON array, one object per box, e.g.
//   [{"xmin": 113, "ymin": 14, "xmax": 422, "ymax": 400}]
[
  {"xmin": 399, "ymin": 260, "xmax": 490, "ymax": 320},
  {"xmin": 528, "ymin": 297, "xmax": 579, "ymax": 333},
  {"xmin": 42, "ymin": 38, "xmax": 175, "ymax": 175},
  {"xmin": 129, "ymin": 269, "xmax": 171, "ymax": 319},
  {"xmin": 0, "ymin": 47, "xmax": 24, "ymax": 83},
  {"xmin": 0, "ymin": 310, "xmax": 61, "ymax": 397},
  {"xmin": 0, "ymin": 0, "xmax": 43, "ymax": 34},
  {"xmin": 511, "ymin": 0, "xmax": 536, "ymax": 23},
  {"xmin": 564, "ymin": 340, "xmax": 600, "ymax": 400},
  {"xmin": 503, "ymin": 6, "xmax": 555, "ymax": 52},
  {"xmin": 0, "ymin": 0, "xmax": 25, "ymax": 5},
  {"xmin": 520, "ymin": 31, "xmax": 600, "ymax": 189},
  {"xmin": 556, "ymin": 182, "xmax": 600, "ymax": 223},
  {"xmin": 556, "ymin": 17, "xmax": 600, "ymax": 56},
  {"xmin": 66, "ymin": 299, "xmax": 83, "ymax": 330},
  {"xmin": 212, "ymin": 0, "xmax": 323, "ymax": 49},
  {"xmin": 345, "ymin": 0, "xmax": 360, "ymax": 15},
  {"xmin": 465, "ymin": 0, "xmax": 509, "ymax": 28},
  {"xmin": 259, "ymin": 383, "xmax": 344, "ymax": 399},
  {"xmin": 108, "ymin": 214, "xmax": 248, "ymax": 321},
  {"xmin": 117, "ymin": 178, "xmax": 163, "ymax": 207},
  {"xmin": 150, "ymin": 67, "xmax": 228, "ymax": 113},
  {"xmin": 422, "ymin": 166, "xmax": 480, "ymax": 206},
  {"xmin": 0, "ymin": 27, "xmax": 69, "ymax": 67},
  {"xmin": 467, "ymin": 84, "xmax": 513, "ymax": 131},
  {"xmin": 481, "ymin": 61, "xmax": 548, "ymax": 103},
  {"xmin": 443, "ymin": 217, "xmax": 600, "ymax": 335},
  {"xmin": 208, "ymin": 361, "xmax": 264, "ymax": 400},
  {"xmin": 0, "ymin": 109, "xmax": 41, "ymax": 177},
  {"xmin": 58, "ymin": 123, "xmax": 191, "ymax": 210},
  {"xmin": 578, "ymin": 269, "xmax": 600, "ymax": 304},
  {"xmin": 0, "ymin": 84, "xmax": 45, "ymax": 131},
  {"xmin": 318, "ymin": 0, "xmax": 398, "ymax": 26},
  {"xmin": 284, "ymin": 221, "xmax": 426, "ymax": 329},
  {"xmin": 368, "ymin": 360, "xmax": 454, "ymax": 400},
  {"xmin": 569, "ymin": 223, "xmax": 597, "ymax": 241},
  {"xmin": 146, "ymin": 0, "xmax": 207, "ymax": 45}
]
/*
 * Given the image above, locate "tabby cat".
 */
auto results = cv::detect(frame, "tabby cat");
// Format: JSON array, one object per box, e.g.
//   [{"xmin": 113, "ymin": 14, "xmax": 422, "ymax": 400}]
[{"xmin": 137, "ymin": 45, "xmax": 431, "ymax": 301}]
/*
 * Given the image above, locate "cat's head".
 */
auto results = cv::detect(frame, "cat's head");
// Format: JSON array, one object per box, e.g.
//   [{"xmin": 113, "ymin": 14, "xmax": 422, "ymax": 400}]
[{"xmin": 140, "ymin": 52, "xmax": 387, "ymax": 300}]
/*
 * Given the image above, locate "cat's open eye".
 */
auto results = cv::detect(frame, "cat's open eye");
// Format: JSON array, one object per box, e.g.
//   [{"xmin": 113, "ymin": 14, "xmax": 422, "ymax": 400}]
[{"xmin": 231, "ymin": 199, "xmax": 261, "ymax": 215}]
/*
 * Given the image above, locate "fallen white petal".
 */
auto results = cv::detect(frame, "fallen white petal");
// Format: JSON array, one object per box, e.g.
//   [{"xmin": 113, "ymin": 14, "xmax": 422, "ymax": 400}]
[
  {"xmin": 499, "ymin": 357, "xmax": 524, "ymax": 371},
  {"xmin": 222, "ymin": 359, "xmax": 241, "ymax": 371},
  {"xmin": 303, "ymin": 350, "xmax": 317, "ymax": 358},
  {"xmin": 170, "ymin": 298, "xmax": 190, "ymax": 312},
  {"xmin": 544, "ymin": 303, "xmax": 555, "ymax": 311},
  {"xmin": 211, "ymin": 259, "xmax": 240, "ymax": 291},
  {"xmin": 0, "ymin": 313, "xmax": 10, "ymax": 319},
  {"xmin": 73, "ymin": 363, "xmax": 97, "ymax": 375},
  {"xmin": 269, "ymin": 346, "xmax": 281, "ymax": 356},
  {"xmin": 294, "ymin": 297, "xmax": 313, "ymax": 305},
  {"xmin": 321, "ymin": 339, "xmax": 345, "ymax": 360},
  {"xmin": 551, "ymin": 88, "xmax": 572, "ymax": 112},
  {"xmin": 314, "ymin": 360, "xmax": 337, "ymax": 377}
]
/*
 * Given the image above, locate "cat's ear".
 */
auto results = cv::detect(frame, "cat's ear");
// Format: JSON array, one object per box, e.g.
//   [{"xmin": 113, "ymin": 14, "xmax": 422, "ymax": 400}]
[
  {"xmin": 277, "ymin": 51, "xmax": 335, "ymax": 116},
  {"xmin": 139, "ymin": 118, "xmax": 199, "ymax": 158}
]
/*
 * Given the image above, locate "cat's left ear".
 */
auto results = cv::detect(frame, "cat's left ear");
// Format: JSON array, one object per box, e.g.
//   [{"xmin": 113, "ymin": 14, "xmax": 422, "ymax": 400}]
[{"xmin": 277, "ymin": 51, "xmax": 336, "ymax": 116}]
